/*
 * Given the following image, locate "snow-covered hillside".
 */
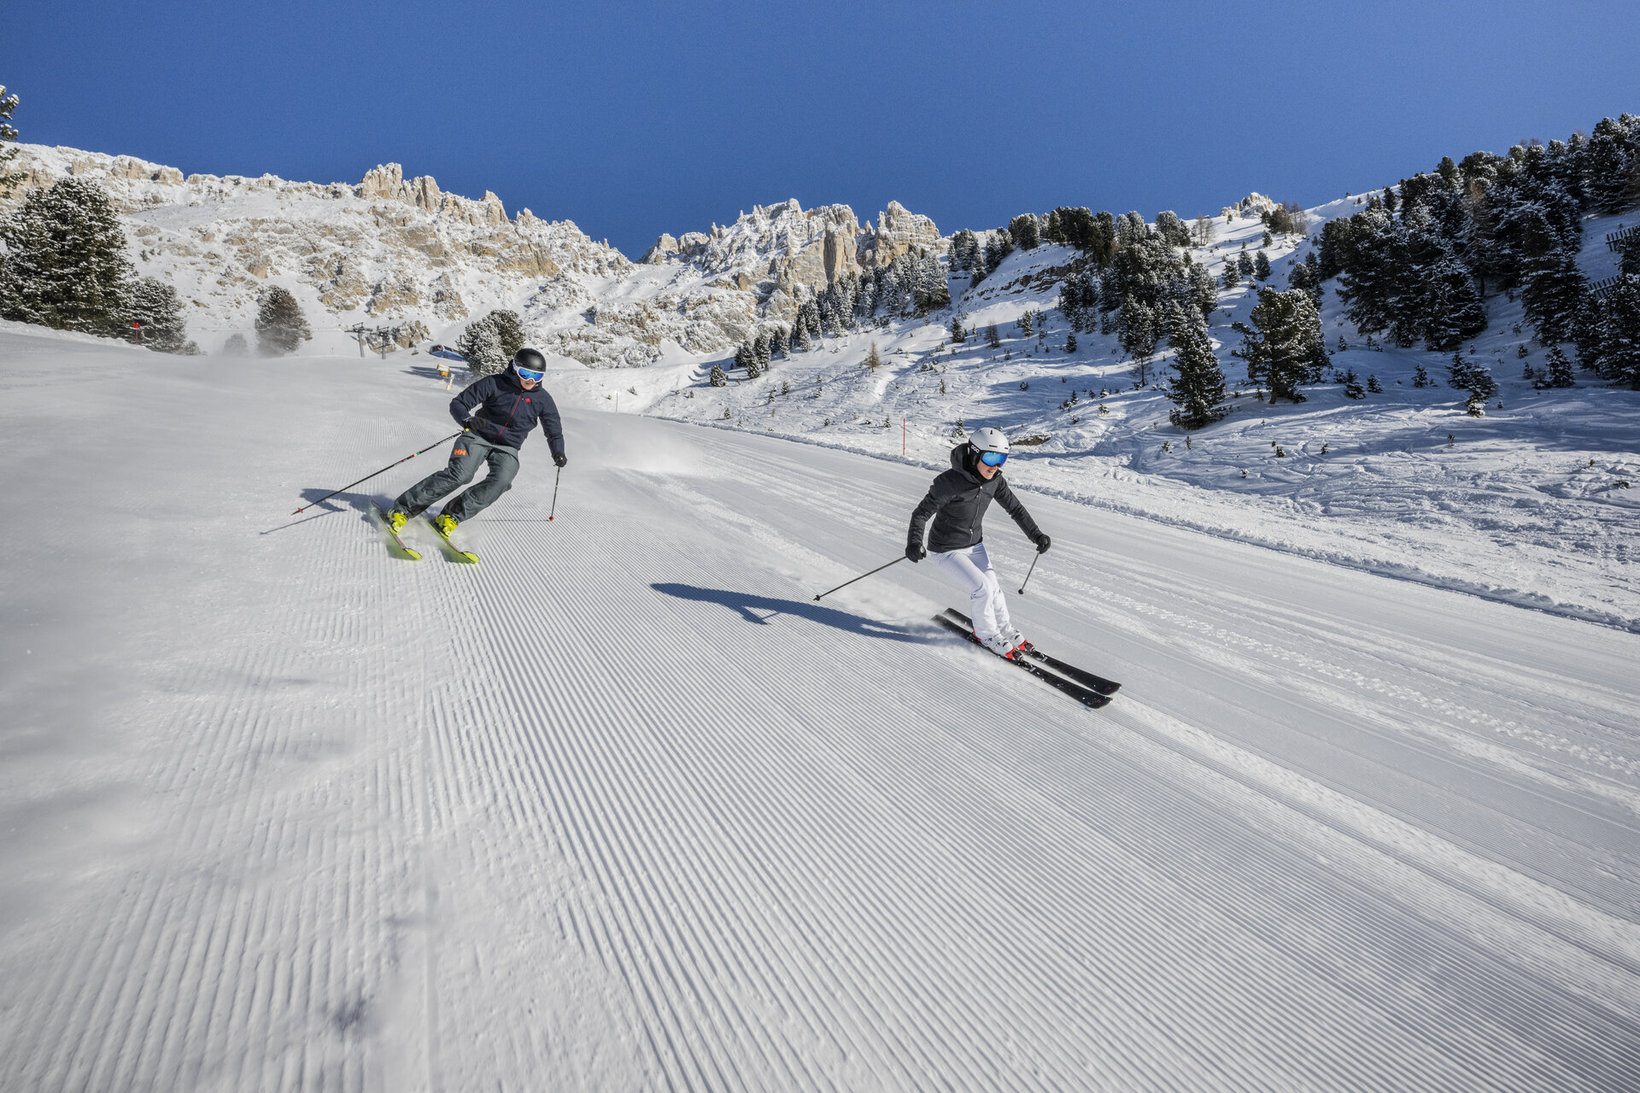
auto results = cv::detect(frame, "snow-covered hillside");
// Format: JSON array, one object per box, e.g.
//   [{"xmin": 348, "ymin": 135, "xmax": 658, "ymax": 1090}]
[
  {"xmin": 631, "ymin": 201, "xmax": 1640, "ymax": 634},
  {"xmin": 9, "ymin": 143, "xmax": 1635, "ymax": 636},
  {"xmin": 3, "ymin": 145, "xmax": 941, "ymax": 368},
  {"xmin": 1, "ymin": 327, "xmax": 1637, "ymax": 1091}
]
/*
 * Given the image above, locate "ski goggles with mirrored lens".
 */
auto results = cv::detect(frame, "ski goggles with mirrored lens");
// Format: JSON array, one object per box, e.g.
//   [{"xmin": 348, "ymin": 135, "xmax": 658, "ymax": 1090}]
[
  {"xmin": 978, "ymin": 450, "xmax": 1008, "ymax": 467},
  {"xmin": 516, "ymin": 367, "xmax": 545, "ymax": 382}
]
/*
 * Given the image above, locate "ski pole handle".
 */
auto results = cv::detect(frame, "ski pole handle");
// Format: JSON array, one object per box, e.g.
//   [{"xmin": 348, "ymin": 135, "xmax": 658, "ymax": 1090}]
[
  {"xmin": 813, "ymin": 557, "xmax": 903, "ymax": 601},
  {"xmin": 292, "ymin": 430, "xmax": 462, "ymax": 514}
]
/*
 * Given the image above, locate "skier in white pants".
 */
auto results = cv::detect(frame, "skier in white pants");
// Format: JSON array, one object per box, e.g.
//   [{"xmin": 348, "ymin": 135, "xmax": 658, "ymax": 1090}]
[{"xmin": 906, "ymin": 428, "xmax": 1051, "ymax": 658}]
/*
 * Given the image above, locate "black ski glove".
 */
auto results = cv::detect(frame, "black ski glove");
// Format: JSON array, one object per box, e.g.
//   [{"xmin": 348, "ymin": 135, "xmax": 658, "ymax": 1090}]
[
  {"xmin": 553, "ymin": 452, "xmax": 568, "ymax": 468},
  {"xmin": 905, "ymin": 543, "xmax": 926, "ymax": 563},
  {"xmin": 1034, "ymin": 533, "xmax": 1051, "ymax": 554}
]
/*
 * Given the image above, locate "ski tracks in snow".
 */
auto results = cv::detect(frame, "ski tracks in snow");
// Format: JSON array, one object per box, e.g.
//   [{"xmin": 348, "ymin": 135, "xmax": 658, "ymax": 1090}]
[{"xmin": 5, "ymin": 389, "xmax": 1640, "ymax": 1092}]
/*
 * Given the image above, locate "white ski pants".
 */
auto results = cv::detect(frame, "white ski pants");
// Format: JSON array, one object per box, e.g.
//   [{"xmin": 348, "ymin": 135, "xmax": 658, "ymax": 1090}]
[{"xmin": 933, "ymin": 541, "xmax": 1013, "ymax": 642}]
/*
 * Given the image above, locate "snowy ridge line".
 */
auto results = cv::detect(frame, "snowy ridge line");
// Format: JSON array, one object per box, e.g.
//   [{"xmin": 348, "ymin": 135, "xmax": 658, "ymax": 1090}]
[
  {"xmin": 668, "ymin": 416, "xmax": 1640, "ymax": 635},
  {"xmin": 1097, "ymin": 694, "xmax": 1640, "ymax": 1032}
]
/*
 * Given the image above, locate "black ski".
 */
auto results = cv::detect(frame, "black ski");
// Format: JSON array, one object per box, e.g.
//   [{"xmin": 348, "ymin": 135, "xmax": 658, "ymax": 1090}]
[
  {"xmin": 942, "ymin": 608, "xmax": 1121, "ymax": 696},
  {"xmin": 933, "ymin": 614, "xmax": 1112, "ymax": 709}
]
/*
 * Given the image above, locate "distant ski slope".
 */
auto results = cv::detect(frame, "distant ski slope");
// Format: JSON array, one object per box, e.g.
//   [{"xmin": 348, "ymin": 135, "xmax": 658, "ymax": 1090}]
[{"xmin": 2, "ymin": 331, "xmax": 1638, "ymax": 1091}]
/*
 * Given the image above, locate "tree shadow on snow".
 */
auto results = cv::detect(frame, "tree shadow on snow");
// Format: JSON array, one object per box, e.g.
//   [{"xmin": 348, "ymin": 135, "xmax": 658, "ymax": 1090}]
[{"xmin": 651, "ymin": 583, "xmax": 924, "ymax": 644}]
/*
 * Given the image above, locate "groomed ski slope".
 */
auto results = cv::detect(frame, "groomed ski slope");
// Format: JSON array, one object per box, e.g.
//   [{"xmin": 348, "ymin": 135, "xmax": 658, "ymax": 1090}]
[{"xmin": 2, "ymin": 329, "xmax": 1638, "ymax": 1092}]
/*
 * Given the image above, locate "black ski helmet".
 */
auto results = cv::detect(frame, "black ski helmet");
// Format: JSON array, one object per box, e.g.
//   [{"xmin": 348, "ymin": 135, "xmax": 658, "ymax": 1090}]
[{"xmin": 511, "ymin": 347, "xmax": 547, "ymax": 377}]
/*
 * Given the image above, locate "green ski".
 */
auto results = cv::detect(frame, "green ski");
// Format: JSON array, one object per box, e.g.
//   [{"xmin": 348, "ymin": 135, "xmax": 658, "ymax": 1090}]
[
  {"xmin": 427, "ymin": 516, "xmax": 479, "ymax": 564},
  {"xmin": 369, "ymin": 503, "xmax": 421, "ymax": 561}
]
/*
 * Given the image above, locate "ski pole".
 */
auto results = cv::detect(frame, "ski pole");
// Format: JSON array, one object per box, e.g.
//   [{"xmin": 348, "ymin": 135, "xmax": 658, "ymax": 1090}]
[
  {"xmin": 548, "ymin": 465, "xmax": 562, "ymax": 521},
  {"xmin": 291, "ymin": 430, "xmax": 462, "ymax": 514},
  {"xmin": 813, "ymin": 557, "xmax": 903, "ymax": 601},
  {"xmin": 1017, "ymin": 553, "xmax": 1041, "ymax": 595}
]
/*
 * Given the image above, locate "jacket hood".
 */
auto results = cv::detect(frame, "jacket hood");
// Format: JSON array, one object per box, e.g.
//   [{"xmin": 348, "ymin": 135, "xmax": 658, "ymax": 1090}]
[{"xmin": 949, "ymin": 442, "xmax": 981, "ymax": 481}]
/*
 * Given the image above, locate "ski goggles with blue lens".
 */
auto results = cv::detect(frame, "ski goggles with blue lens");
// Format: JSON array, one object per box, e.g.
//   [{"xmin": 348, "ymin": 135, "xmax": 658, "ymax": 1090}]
[
  {"xmin": 516, "ymin": 367, "xmax": 545, "ymax": 382},
  {"xmin": 978, "ymin": 449, "xmax": 1008, "ymax": 467}
]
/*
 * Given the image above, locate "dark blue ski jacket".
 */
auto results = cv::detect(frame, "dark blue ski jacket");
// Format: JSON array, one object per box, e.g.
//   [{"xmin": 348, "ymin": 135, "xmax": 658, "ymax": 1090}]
[{"xmin": 451, "ymin": 372, "xmax": 565, "ymax": 458}]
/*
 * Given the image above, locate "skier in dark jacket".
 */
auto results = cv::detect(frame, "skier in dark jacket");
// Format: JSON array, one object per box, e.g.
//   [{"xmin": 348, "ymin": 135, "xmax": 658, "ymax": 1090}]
[
  {"xmin": 387, "ymin": 348, "xmax": 567, "ymax": 534},
  {"xmin": 907, "ymin": 427, "xmax": 1050, "ymax": 658}
]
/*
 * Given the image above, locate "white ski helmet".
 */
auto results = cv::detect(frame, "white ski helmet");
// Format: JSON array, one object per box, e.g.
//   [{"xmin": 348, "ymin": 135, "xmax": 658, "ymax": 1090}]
[{"xmin": 970, "ymin": 427, "xmax": 1010, "ymax": 457}]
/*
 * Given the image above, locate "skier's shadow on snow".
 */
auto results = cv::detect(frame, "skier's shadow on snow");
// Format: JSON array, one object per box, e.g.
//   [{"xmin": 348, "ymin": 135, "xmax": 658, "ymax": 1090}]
[
  {"xmin": 651, "ymin": 583, "xmax": 922, "ymax": 643},
  {"xmin": 264, "ymin": 490, "xmax": 375, "ymax": 534}
]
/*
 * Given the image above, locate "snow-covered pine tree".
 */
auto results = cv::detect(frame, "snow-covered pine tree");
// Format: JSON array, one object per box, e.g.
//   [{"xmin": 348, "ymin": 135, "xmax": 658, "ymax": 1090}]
[
  {"xmin": 128, "ymin": 277, "xmax": 198, "ymax": 354},
  {"xmin": 1335, "ymin": 204, "xmax": 1402, "ymax": 341},
  {"xmin": 949, "ymin": 315, "xmax": 967, "ymax": 344},
  {"xmin": 912, "ymin": 250, "xmax": 950, "ymax": 315},
  {"xmin": 1008, "ymin": 214, "xmax": 1040, "ymax": 250},
  {"xmin": 456, "ymin": 309, "xmax": 523, "ymax": 375},
  {"xmin": 769, "ymin": 326, "xmax": 787, "ymax": 360},
  {"xmin": 1590, "ymin": 275, "xmax": 1640, "ymax": 388},
  {"xmin": 797, "ymin": 300, "xmax": 821, "ymax": 343},
  {"xmin": 1233, "ymin": 288, "xmax": 1327, "ymax": 403},
  {"xmin": 1537, "ymin": 345, "xmax": 1577, "ymax": 388},
  {"xmin": 968, "ymin": 248, "xmax": 989, "ymax": 285},
  {"xmin": 1155, "ymin": 211, "xmax": 1191, "ymax": 248},
  {"xmin": 875, "ymin": 258, "xmax": 911, "ymax": 318},
  {"xmin": 0, "ymin": 176, "xmax": 135, "ymax": 335},
  {"xmin": 1447, "ymin": 352, "xmax": 1498, "ymax": 400},
  {"xmin": 865, "ymin": 341, "xmax": 882, "ymax": 370},
  {"xmin": 1166, "ymin": 314, "xmax": 1228, "ymax": 428},
  {"xmin": 846, "ymin": 276, "xmax": 871, "ymax": 324},
  {"xmin": 1419, "ymin": 252, "xmax": 1487, "ymax": 350},
  {"xmin": 1118, "ymin": 297, "xmax": 1159, "ymax": 376},
  {"xmin": 754, "ymin": 333, "xmax": 771, "ymax": 374},
  {"xmin": 1521, "ymin": 248, "xmax": 1589, "ymax": 346},
  {"xmin": 1188, "ymin": 265, "xmax": 1218, "ymax": 318},
  {"xmin": 709, "ymin": 364, "xmax": 727, "ymax": 387},
  {"xmin": 1582, "ymin": 116, "xmax": 1639, "ymax": 216},
  {"xmin": 983, "ymin": 229, "xmax": 1014, "ymax": 273},
  {"xmin": 255, "ymin": 287, "xmax": 312, "ymax": 356},
  {"xmin": 0, "ymin": 84, "xmax": 21, "ymax": 199},
  {"xmin": 1253, "ymin": 251, "xmax": 1272, "ymax": 281}
]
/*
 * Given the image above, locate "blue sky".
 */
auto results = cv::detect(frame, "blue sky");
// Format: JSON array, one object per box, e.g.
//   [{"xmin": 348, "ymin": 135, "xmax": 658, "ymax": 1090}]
[{"xmin": 7, "ymin": 1, "xmax": 1638, "ymax": 257}]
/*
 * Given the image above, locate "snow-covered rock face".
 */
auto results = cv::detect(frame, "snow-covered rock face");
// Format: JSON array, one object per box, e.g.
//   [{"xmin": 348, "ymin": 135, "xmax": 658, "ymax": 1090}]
[{"xmin": 3, "ymin": 144, "xmax": 945, "ymax": 366}]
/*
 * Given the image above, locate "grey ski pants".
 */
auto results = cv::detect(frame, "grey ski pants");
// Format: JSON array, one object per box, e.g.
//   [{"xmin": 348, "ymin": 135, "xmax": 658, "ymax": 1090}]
[{"xmin": 394, "ymin": 432, "xmax": 520, "ymax": 522}]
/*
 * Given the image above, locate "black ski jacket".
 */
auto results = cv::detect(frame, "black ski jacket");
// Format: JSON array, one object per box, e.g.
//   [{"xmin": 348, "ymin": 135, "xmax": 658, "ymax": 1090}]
[
  {"xmin": 451, "ymin": 372, "xmax": 565, "ymax": 457},
  {"xmin": 908, "ymin": 444, "xmax": 1044, "ymax": 554}
]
